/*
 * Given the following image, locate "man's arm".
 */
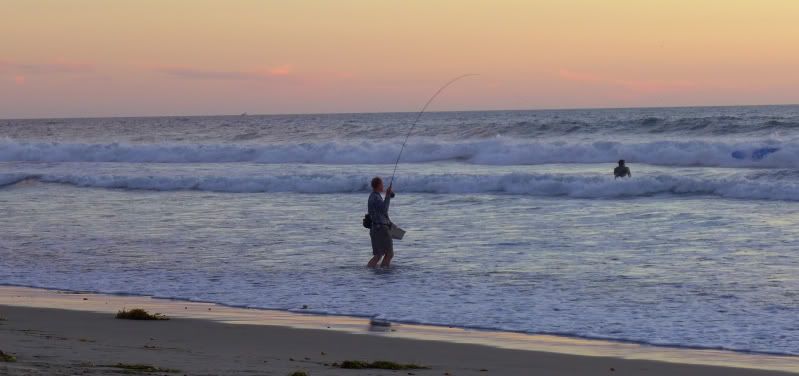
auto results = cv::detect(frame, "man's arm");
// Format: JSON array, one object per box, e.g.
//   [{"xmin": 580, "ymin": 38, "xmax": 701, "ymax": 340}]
[{"xmin": 384, "ymin": 186, "xmax": 392, "ymax": 211}]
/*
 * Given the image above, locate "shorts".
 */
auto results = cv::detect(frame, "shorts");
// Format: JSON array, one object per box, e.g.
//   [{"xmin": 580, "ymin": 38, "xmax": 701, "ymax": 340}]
[{"xmin": 370, "ymin": 225, "xmax": 394, "ymax": 257}]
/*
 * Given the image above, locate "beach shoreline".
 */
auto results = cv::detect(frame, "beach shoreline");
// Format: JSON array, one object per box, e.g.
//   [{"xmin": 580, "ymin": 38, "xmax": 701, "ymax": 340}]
[{"xmin": 0, "ymin": 286, "xmax": 796, "ymax": 375}]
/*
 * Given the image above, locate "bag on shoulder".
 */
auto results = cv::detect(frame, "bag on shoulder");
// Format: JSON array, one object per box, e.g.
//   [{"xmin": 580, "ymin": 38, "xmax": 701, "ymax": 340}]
[{"xmin": 362, "ymin": 213, "xmax": 372, "ymax": 229}]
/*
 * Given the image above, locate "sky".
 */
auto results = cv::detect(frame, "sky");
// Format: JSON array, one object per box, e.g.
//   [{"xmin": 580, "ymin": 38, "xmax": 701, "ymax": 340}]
[{"xmin": 2, "ymin": 0, "xmax": 799, "ymax": 118}]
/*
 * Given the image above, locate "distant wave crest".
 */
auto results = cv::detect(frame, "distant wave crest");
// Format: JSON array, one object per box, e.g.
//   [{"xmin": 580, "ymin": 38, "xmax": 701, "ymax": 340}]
[
  {"xmin": 0, "ymin": 139, "xmax": 795, "ymax": 168},
  {"xmin": 3, "ymin": 172, "xmax": 799, "ymax": 201}
]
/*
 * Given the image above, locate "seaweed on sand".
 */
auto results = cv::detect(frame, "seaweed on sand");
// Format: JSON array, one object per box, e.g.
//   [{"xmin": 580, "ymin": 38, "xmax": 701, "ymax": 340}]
[
  {"xmin": 103, "ymin": 363, "xmax": 179, "ymax": 373},
  {"xmin": 115, "ymin": 309, "xmax": 169, "ymax": 320},
  {"xmin": 0, "ymin": 350, "xmax": 17, "ymax": 362},
  {"xmin": 336, "ymin": 360, "xmax": 428, "ymax": 370}
]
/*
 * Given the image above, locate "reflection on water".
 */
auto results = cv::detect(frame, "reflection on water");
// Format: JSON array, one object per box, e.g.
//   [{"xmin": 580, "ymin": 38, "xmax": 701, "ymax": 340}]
[{"xmin": 0, "ymin": 180, "xmax": 797, "ymax": 355}]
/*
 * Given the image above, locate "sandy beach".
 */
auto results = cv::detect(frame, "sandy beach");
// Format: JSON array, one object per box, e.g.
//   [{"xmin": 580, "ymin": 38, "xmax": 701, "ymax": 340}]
[{"xmin": 0, "ymin": 287, "xmax": 796, "ymax": 376}]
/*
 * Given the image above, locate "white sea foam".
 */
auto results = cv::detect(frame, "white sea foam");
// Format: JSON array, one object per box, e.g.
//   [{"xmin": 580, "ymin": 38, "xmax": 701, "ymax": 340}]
[
  {"xmin": 0, "ymin": 139, "xmax": 795, "ymax": 167},
  {"xmin": 3, "ymin": 172, "xmax": 798, "ymax": 201}
]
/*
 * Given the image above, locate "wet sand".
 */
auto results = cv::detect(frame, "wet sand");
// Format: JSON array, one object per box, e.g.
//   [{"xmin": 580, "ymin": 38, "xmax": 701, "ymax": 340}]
[{"xmin": 0, "ymin": 287, "xmax": 796, "ymax": 375}]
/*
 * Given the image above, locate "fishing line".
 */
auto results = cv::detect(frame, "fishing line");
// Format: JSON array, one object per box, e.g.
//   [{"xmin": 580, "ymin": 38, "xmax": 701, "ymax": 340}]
[{"xmin": 388, "ymin": 74, "xmax": 478, "ymax": 187}]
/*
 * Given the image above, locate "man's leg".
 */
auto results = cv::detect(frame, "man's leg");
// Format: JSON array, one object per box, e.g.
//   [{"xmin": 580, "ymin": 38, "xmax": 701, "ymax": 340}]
[
  {"xmin": 380, "ymin": 249, "xmax": 394, "ymax": 268},
  {"xmin": 368, "ymin": 229, "xmax": 383, "ymax": 267},
  {"xmin": 367, "ymin": 254, "xmax": 382, "ymax": 268}
]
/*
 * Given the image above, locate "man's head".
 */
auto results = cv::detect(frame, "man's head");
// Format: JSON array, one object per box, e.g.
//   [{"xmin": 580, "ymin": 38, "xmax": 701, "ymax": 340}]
[
  {"xmin": 618, "ymin": 159, "xmax": 626, "ymax": 166},
  {"xmin": 371, "ymin": 177, "xmax": 384, "ymax": 193}
]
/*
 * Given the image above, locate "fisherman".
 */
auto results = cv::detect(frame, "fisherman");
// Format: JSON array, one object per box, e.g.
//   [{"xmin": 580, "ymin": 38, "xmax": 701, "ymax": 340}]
[
  {"xmin": 614, "ymin": 160, "xmax": 631, "ymax": 178},
  {"xmin": 367, "ymin": 177, "xmax": 394, "ymax": 268}
]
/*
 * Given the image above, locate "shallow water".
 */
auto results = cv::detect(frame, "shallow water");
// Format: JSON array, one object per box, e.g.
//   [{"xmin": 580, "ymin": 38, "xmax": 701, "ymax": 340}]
[{"xmin": 1, "ymin": 106, "xmax": 798, "ymax": 354}]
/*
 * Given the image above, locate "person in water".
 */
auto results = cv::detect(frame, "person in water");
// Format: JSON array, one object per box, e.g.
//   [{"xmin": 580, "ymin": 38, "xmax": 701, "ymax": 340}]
[
  {"xmin": 367, "ymin": 177, "xmax": 394, "ymax": 268},
  {"xmin": 614, "ymin": 160, "xmax": 631, "ymax": 178}
]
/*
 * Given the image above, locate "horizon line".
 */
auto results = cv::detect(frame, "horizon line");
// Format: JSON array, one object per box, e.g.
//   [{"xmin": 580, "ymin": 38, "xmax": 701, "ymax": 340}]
[{"xmin": 3, "ymin": 102, "xmax": 798, "ymax": 121}]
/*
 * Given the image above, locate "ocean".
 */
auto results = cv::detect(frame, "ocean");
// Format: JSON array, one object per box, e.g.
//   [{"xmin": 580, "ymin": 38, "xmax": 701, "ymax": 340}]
[{"xmin": 1, "ymin": 106, "xmax": 797, "ymax": 355}]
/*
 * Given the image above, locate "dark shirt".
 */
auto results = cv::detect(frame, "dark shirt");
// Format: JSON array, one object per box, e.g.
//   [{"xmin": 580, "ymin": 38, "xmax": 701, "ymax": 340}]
[
  {"xmin": 368, "ymin": 191, "xmax": 391, "ymax": 226},
  {"xmin": 614, "ymin": 166, "xmax": 631, "ymax": 178}
]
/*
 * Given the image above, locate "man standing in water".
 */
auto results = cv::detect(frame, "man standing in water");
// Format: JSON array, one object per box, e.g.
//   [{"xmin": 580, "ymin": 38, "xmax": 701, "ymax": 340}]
[
  {"xmin": 368, "ymin": 177, "xmax": 394, "ymax": 268},
  {"xmin": 614, "ymin": 159, "xmax": 632, "ymax": 178}
]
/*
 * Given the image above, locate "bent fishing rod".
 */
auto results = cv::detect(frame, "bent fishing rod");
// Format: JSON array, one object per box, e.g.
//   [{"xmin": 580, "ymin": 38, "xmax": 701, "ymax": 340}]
[{"xmin": 388, "ymin": 74, "xmax": 478, "ymax": 188}]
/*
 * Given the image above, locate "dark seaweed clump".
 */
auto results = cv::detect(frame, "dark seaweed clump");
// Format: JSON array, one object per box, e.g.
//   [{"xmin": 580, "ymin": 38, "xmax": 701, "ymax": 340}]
[
  {"xmin": 336, "ymin": 360, "xmax": 428, "ymax": 370},
  {"xmin": 0, "ymin": 350, "xmax": 17, "ymax": 362},
  {"xmin": 104, "ymin": 363, "xmax": 179, "ymax": 373},
  {"xmin": 115, "ymin": 309, "xmax": 169, "ymax": 320}
]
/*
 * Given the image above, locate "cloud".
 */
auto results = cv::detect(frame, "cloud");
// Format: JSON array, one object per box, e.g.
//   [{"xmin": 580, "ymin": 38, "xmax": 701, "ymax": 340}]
[
  {"xmin": 267, "ymin": 65, "xmax": 292, "ymax": 76},
  {"xmin": 0, "ymin": 58, "xmax": 94, "ymax": 74},
  {"xmin": 14, "ymin": 75, "xmax": 26, "ymax": 85},
  {"xmin": 157, "ymin": 66, "xmax": 255, "ymax": 80},
  {"xmin": 558, "ymin": 68, "xmax": 696, "ymax": 93},
  {"xmin": 154, "ymin": 65, "xmax": 294, "ymax": 81}
]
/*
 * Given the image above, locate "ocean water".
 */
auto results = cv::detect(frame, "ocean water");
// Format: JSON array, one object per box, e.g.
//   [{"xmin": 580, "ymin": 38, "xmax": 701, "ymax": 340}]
[{"xmin": 1, "ymin": 106, "xmax": 798, "ymax": 355}]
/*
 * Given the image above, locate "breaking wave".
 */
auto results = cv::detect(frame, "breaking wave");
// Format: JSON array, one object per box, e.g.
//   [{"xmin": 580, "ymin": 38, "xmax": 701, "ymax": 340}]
[
  {"xmin": 3, "ymin": 172, "xmax": 799, "ymax": 201},
  {"xmin": 0, "ymin": 139, "xmax": 796, "ymax": 168}
]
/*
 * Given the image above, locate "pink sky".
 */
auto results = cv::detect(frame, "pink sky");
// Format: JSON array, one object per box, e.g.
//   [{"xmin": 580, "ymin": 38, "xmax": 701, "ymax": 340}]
[{"xmin": 2, "ymin": 1, "xmax": 799, "ymax": 118}]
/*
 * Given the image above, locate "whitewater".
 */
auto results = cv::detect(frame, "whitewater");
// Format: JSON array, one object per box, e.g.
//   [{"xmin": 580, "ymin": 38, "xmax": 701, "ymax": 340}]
[
  {"xmin": 0, "ymin": 138, "xmax": 797, "ymax": 167},
  {"xmin": 1, "ymin": 105, "xmax": 798, "ymax": 355}
]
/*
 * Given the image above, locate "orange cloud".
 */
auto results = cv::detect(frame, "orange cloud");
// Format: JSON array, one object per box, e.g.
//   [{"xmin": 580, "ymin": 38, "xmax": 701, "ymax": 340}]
[
  {"xmin": 558, "ymin": 69, "xmax": 696, "ymax": 93},
  {"xmin": 0, "ymin": 58, "xmax": 94, "ymax": 74},
  {"xmin": 154, "ymin": 65, "xmax": 295, "ymax": 81},
  {"xmin": 14, "ymin": 75, "xmax": 26, "ymax": 85},
  {"xmin": 267, "ymin": 65, "xmax": 292, "ymax": 76}
]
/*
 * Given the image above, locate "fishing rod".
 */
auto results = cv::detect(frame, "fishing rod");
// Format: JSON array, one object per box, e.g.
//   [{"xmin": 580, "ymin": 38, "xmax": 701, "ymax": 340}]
[{"xmin": 388, "ymin": 74, "xmax": 478, "ymax": 188}]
